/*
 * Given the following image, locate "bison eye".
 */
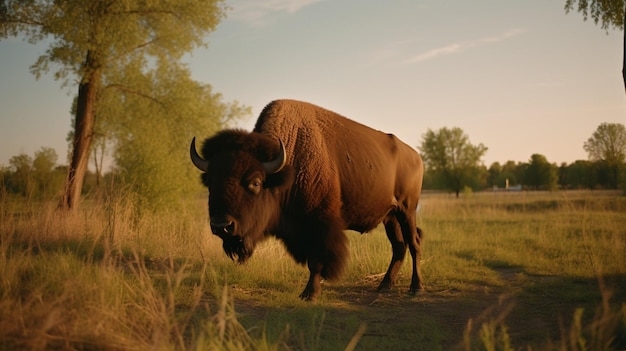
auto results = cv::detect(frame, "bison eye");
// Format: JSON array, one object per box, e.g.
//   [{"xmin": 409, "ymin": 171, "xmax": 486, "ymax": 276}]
[{"xmin": 247, "ymin": 178, "xmax": 262, "ymax": 195}]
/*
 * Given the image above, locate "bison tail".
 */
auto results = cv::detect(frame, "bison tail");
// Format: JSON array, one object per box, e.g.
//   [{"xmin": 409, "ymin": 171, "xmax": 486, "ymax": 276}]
[{"xmin": 416, "ymin": 226, "xmax": 424, "ymax": 239}]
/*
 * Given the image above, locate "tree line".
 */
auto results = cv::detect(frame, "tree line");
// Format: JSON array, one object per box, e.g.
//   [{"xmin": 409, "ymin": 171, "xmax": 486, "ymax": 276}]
[
  {"xmin": 0, "ymin": 147, "xmax": 102, "ymax": 202},
  {"xmin": 3, "ymin": 123, "xmax": 624, "ymax": 203},
  {"xmin": 419, "ymin": 123, "xmax": 626, "ymax": 196}
]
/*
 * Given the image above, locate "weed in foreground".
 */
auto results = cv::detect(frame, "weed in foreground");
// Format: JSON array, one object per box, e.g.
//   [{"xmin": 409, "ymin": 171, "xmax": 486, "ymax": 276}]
[{"xmin": 465, "ymin": 293, "xmax": 625, "ymax": 351}]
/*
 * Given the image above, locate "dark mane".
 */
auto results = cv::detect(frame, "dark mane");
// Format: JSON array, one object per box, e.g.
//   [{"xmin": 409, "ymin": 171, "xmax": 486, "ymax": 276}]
[{"xmin": 201, "ymin": 129, "xmax": 281, "ymax": 162}]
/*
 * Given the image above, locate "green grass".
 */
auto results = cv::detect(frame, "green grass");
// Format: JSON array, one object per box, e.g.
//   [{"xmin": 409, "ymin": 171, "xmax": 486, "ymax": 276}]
[{"xmin": 0, "ymin": 190, "xmax": 625, "ymax": 350}]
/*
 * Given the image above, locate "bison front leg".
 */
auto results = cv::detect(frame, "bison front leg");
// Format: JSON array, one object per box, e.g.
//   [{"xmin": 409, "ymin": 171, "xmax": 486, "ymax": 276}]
[
  {"xmin": 298, "ymin": 219, "xmax": 348, "ymax": 301},
  {"xmin": 300, "ymin": 260, "xmax": 323, "ymax": 301}
]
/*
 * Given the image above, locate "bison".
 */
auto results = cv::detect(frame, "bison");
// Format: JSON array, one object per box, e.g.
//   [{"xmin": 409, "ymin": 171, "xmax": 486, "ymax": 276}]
[{"xmin": 190, "ymin": 99, "xmax": 424, "ymax": 301}]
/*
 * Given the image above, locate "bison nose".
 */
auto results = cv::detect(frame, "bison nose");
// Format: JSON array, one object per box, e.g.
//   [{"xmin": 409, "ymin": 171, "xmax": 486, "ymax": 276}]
[{"xmin": 210, "ymin": 218, "xmax": 236, "ymax": 236}]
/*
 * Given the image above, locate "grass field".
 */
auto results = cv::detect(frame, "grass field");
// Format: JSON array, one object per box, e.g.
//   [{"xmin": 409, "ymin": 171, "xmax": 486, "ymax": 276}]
[{"xmin": 1, "ymin": 190, "xmax": 625, "ymax": 350}]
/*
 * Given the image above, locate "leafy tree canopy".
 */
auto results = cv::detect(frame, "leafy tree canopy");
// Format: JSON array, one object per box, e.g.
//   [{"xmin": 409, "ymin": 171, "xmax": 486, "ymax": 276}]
[
  {"xmin": 4, "ymin": 147, "xmax": 63, "ymax": 199},
  {"xmin": 584, "ymin": 122, "xmax": 626, "ymax": 189},
  {"xmin": 33, "ymin": 147, "xmax": 57, "ymax": 174},
  {"xmin": 565, "ymin": 0, "xmax": 624, "ymax": 30},
  {"xmin": 106, "ymin": 64, "xmax": 250, "ymax": 210},
  {"xmin": 565, "ymin": 0, "xmax": 626, "ymax": 91},
  {"xmin": 526, "ymin": 153, "xmax": 559, "ymax": 191},
  {"xmin": 584, "ymin": 122, "xmax": 626, "ymax": 164},
  {"xmin": 1, "ymin": 0, "xmax": 226, "ymax": 85}
]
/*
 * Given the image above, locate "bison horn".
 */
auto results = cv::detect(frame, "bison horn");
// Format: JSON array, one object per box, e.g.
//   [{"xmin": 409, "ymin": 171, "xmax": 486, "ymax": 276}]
[
  {"xmin": 262, "ymin": 139, "xmax": 287, "ymax": 174},
  {"xmin": 190, "ymin": 137, "xmax": 209, "ymax": 172}
]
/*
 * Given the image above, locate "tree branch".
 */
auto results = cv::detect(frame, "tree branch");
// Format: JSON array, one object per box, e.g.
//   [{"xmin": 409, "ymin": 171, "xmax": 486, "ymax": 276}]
[
  {"xmin": 109, "ymin": 9, "xmax": 182, "ymax": 21},
  {"xmin": 105, "ymin": 83, "xmax": 166, "ymax": 109},
  {"xmin": 107, "ymin": 37, "xmax": 159, "ymax": 64}
]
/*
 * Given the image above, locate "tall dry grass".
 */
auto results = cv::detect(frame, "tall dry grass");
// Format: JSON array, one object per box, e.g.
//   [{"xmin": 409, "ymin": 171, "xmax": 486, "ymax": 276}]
[
  {"xmin": 0, "ymin": 190, "xmax": 624, "ymax": 350},
  {"xmin": 0, "ymin": 192, "xmax": 284, "ymax": 350}
]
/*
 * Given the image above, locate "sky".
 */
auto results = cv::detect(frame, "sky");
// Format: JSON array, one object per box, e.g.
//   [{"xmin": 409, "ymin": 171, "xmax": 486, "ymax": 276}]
[{"xmin": 1, "ymin": 0, "xmax": 625, "ymax": 170}]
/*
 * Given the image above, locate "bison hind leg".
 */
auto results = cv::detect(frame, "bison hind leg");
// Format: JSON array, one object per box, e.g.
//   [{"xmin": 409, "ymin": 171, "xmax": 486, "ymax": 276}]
[
  {"xmin": 407, "ymin": 225, "xmax": 425, "ymax": 293},
  {"xmin": 378, "ymin": 217, "xmax": 407, "ymax": 291},
  {"xmin": 378, "ymin": 214, "xmax": 425, "ymax": 294}
]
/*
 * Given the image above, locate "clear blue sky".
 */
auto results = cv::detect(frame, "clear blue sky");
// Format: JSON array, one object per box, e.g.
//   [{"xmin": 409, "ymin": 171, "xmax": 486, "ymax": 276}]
[{"xmin": 1, "ymin": 0, "xmax": 624, "ymax": 169}]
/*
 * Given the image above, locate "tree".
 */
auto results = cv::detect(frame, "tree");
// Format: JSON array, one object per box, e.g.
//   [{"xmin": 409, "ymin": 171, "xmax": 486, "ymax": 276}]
[
  {"xmin": 33, "ymin": 147, "xmax": 62, "ymax": 197},
  {"xmin": 486, "ymin": 161, "xmax": 519, "ymax": 189},
  {"xmin": 108, "ymin": 65, "xmax": 249, "ymax": 210},
  {"xmin": 583, "ymin": 122, "xmax": 626, "ymax": 188},
  {"xmin": 1, "ymin": 0, "xmax": 228, "ymax": 210},
  {"xmin": 419, "ymin": 127, "xmax": 488, "ymax": 197},
  {"xmin": 564, "ymin": 0, "xmax": 625, "ymax": 90},
  {"xmin": 584, "ymin": 123, "xmax": 626, "ymax": 164},
  {"xmin": 8, "ymin": 153, "xmax": 34, "ymax": 198},
  {"xmin": 487, "ymin": 162, "xmax": 502, "ymax": 188},
  {"xmin": 2, "ymin": 148, "xmax": 65, "ymax": 200},
  {"xmin": 0, "ymin": 165, "xmax": 8, "ymax": 201},
  {"xmin": 33, "ymin": 147, "xmax": 57, "ymax": 175},
  {"xmin": 525, "ymin": 154, "xmax": 559, "ymax": 191},
  {"xmin": 91, "ymin": 134, "xmax": 107, "ymax": 188},
  {"xmin": 565, "ymin": 160, "xmax": 596, "ymax": 189}
]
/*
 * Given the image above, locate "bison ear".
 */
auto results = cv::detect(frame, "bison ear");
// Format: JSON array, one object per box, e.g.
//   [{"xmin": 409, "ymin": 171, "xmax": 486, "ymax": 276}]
[{"xmin": 265, "ymin": 165, "xmax": 295, "ymax": 191}]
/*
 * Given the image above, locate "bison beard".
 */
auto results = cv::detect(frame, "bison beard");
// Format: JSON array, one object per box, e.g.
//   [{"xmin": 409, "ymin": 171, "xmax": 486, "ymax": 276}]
[
  {"xmin": 221, "ymin": 235, "xmax": 251, "ymax": 263},
  {"xmin": 190, "ymin": 99, "xmax": 425, "ymax": 301}
]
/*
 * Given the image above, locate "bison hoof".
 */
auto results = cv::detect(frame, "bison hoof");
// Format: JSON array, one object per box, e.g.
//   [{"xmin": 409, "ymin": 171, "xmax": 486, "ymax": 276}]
[
  {"xmin": 299, "ymin": 291, "xmax": 318, "ymax": 302},
  {"xmin": 409, "ymin": 287, "xmax": 425, "ymax": 296},
  {"xmin": 377, "ymin": 281, "xmax": 393, "ymax": 291}
]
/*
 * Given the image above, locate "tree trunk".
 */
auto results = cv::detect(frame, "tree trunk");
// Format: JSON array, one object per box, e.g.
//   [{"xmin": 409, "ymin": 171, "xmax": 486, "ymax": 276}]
[
  {"xmin": 623, "ymin": 3, "xmax": 626, "ymax": 93},
  {"xmin": 93, "ymin": 141, "xmax": 103, "ymax": 187},
  {"xmin": 60, "ymin": 54, "xmax": 100, "ymax": 210}
]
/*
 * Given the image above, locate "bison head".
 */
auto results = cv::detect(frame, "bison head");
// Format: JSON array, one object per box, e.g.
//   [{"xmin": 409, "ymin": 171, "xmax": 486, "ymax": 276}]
[{"xmin": 190, "ymin": 131, "xmax": 295, "ymax": 263}]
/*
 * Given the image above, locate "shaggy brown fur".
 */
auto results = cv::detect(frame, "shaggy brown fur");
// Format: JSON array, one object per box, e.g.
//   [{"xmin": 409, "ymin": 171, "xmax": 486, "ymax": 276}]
[{"xmin": 194, "ymin": 99, "xmax": 424, "ymax": 301}]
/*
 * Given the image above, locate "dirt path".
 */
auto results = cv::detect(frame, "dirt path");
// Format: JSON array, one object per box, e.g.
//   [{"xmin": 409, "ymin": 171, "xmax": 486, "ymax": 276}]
[{"xmin": 231, "ymin": 270, "xmax": 626, "ymax": 350}]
